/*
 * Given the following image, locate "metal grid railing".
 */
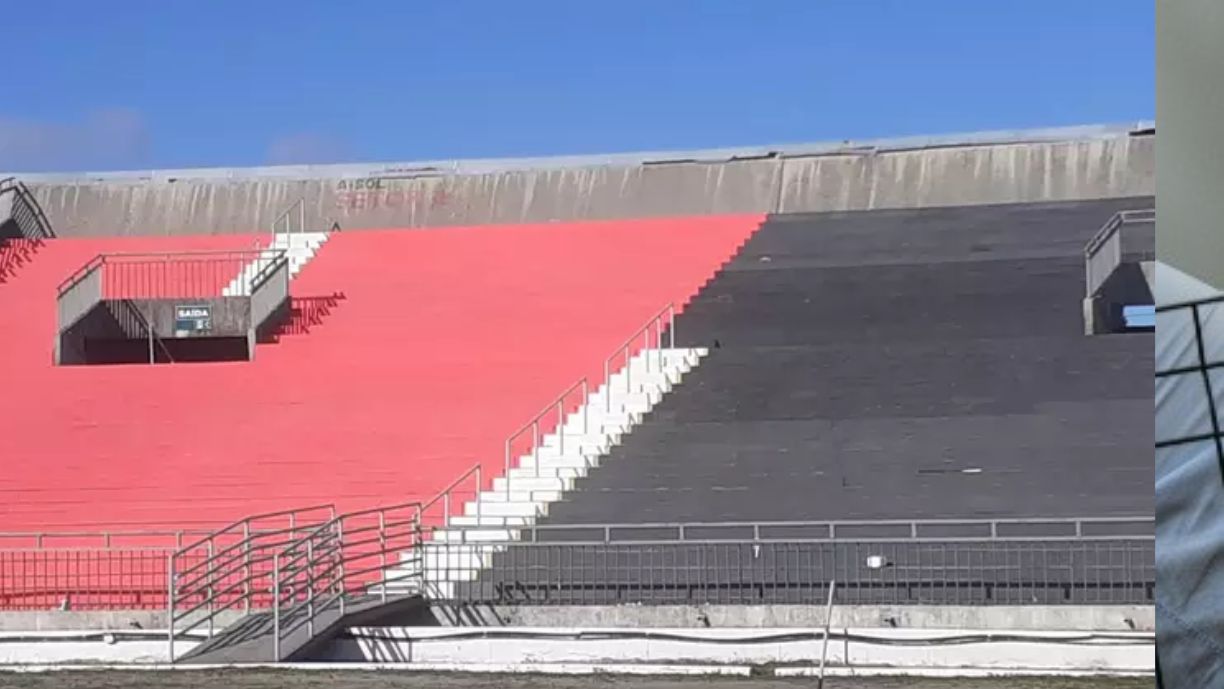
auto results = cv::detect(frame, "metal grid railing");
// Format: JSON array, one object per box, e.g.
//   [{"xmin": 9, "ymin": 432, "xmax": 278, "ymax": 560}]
[
  {"xmin": 440, "ymin": 538, "xmax": 1155, "ymax": 607},
  {"xmin": 57, "ymin": 249, "xmax": 287, "ymax": 301},
  {"xmin": 0, "ymin": 548, "xmax": 188, "ymax": 611}
]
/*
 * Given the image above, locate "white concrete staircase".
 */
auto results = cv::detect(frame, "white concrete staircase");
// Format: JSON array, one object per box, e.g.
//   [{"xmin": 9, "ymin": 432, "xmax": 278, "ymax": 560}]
[
  {"xmin": 222, "ymin": 231, "xmax": 329, "ymax": 296},
  {"xmin": 381, "ymin": 346, "xmax": 708, "ymax": 599}
]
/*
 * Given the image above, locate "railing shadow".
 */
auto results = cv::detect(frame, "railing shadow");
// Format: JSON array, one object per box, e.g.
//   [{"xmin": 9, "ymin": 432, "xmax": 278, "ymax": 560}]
[
  {"xmin": 259, "ymin": 293, "xmax": 346, "ymax": 343},
  {"xmin": 0, "ymin": 238, "xmax": 45, "ymax": 284}
]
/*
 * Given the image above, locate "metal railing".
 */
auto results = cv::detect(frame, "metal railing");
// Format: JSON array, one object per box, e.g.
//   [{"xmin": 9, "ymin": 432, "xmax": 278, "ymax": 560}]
[
  {"xmin": 167, "ymin": 505, "xmax": 334, "ymax": 659},
  {"xmin": 433, "ymin": 516, "xmax": 1155, "ymax": 545},
  {"xmin": 0, "ymin": 528, "xmax": 220, "ymax": 550},
  {"xmin": 1084, "ymin": 208, "xmax": 1155, "ymax": 298},
  {"xmin": 436, "ymin": 537, "xmax": 1155, "ymax": 607},
  {"xmin": 266, "ymin": 501, "xmax": 423, "ymax": 660},
  {"xmin": 603, "ymin": 303, "xmax": 676, "ymax": 412},
  {"xmin": 57, "ymin": 249, "xmax": 288, "ymax": 301},
  {"xmin": 494, "ymin": 303, "xmax": 677, "ymax": 499},
  {"xmin": 0, "ymin": 177, "xmax": 55, "ymax": 240},
  {"xmin": 116, "ymin": 298, "xmax": 175, "ymax": 364},
  {"xmin": 418, "ymin": 464, "xmax": 483, "ymax": 530},
  {"xmin": 272, "ymin": 199, "xmax": 307, "ymax": 236},
  {"xmin": 503, "ymin": 378, "xmax": 589, "ymax": 494},
  {"xmin": 0, "ymin": 547, "xmax": 176, "ymax": 611}
]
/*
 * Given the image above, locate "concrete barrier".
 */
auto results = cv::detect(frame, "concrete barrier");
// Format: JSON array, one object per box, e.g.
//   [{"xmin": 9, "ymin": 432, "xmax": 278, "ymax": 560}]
[
  {"xmin": 15, "ymin": 123, "xmax": 1154, "ymax": 238},
  {"xmin": 428, "ymin": 604, "xmax": 1155, "ymax": 632},
  {"xmin": 320, "ymin": 626, "xmax": 1154, "ymax": 674}
]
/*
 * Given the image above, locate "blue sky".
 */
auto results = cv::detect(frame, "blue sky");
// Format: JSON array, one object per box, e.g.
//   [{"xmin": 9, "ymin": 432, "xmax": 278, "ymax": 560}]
[{"xmin": 0, "ymin": 0, "xmax": 1153, "ymax": 172}]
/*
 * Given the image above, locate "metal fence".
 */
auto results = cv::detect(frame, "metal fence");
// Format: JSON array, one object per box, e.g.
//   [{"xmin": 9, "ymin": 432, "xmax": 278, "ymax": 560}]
[
  {"xmin": 1084, "ymin": 208, "xmax": 1155, "ymax": 298},
  {"xmin": 441, "ymin": 537, "xmax": 1154, "ymax": 607},
  {"xmin": 0, "ymin": 548, "xmax": 184, "ymax": 611},
  {"xmin": 56, "ymin": 250, "xmax": 285, "ymax": 302}
]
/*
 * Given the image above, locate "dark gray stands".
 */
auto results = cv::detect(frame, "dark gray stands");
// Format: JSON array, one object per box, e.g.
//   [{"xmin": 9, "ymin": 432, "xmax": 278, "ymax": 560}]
[
  {"xmin": 460, "ymin": 198, "xmax": 1155, "ymax": 608},
  {"xmin": 553, "ymin": 197, "xmax": 1154, "ymax": 524}
]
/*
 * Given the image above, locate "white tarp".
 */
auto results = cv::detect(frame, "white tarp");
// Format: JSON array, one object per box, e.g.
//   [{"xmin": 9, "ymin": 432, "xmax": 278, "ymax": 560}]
[{"xmin": 1155, "ymin": 261, "xmax": 1224, "ymax": 686}]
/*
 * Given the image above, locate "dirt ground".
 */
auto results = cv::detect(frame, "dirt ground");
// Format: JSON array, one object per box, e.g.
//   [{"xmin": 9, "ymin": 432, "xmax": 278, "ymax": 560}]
[{"xmin": 0, "ymin": 670, "xmax": 1151, "ymax": 689}]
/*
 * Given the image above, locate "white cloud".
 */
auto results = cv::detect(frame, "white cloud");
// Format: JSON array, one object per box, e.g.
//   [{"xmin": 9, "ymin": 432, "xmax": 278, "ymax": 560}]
[
  {"xmin": 266, "ymin": 132, "xmax": 352, "ymax": 166},
  {"xmin": 0, "ymin": 108, "xmax": 151, "ymax": 172}
]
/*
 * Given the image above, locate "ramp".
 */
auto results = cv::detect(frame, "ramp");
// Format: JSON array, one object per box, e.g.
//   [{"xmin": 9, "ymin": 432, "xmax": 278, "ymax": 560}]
[{"xmin": 179, "ymin": 594, "xmax": 425, "ymax": 663}]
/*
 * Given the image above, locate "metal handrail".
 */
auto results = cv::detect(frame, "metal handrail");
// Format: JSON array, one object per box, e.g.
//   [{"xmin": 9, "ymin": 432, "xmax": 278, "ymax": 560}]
[
  {"xmin": 503, "ymin": 378, "xmax": 589, "ymax": 493},
  {"xmin": 418, "ymin": 463, "xmax": 483, "ymax": 529},
  {"xmin": 56, "ymin": 249, "xmax": 286, "ymax": 296},
  {"xmin": 271, "ymin": 198, "xmax": 306, "ymax": 236},
  {"xmin": 118, "ymin": 298, "xmax": 175, "ymax": 364},
  {"xmin": 1084, "ymin": 208, "xmax": 1155, "ymax": 298},
  {"xmin": 167, "ymin": 504, "xmax": 335, "ymax": 661},
  {"xmin": 602, "ymin": 303, "xmax": 676, "ymax": 411},
  {"xmin": 1084, "ymin": 209, "xmax": 1155, "ymax": 257},
  {"xmin": 430, "ymin": 515, "xmax": 1155, "ymax": 545},
  {"xmin": 267, "ymin": 501, "xmax": 423, "ymax": 660}
]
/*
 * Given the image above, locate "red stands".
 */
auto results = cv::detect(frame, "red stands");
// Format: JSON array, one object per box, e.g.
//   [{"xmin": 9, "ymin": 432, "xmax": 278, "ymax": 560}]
[{"xmin": 0, "ymin": 217, "xmax": 761, "ymax": 535}]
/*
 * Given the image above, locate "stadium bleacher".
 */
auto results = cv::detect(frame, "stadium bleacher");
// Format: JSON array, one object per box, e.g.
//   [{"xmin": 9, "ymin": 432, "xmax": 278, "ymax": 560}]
[
  {"xmin": 0, "ymin": 215, "xmax": 761, "ymax": 531},
  {"xmin": 543, "ymin": 198, "xmax": 1155, "ymax": 525}
]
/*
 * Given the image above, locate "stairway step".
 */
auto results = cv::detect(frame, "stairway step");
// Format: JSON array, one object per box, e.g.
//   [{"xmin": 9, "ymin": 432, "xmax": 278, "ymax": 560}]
[
  {"xmin": 491, "ymin": 476, "xmax": 569, "ymax": 492},
  {"xmin": 464, "ymin": 501, "xmax": 542, "ymax": 517}
]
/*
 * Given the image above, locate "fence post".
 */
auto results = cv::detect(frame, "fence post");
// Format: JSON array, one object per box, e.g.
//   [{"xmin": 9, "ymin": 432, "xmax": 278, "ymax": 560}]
[
  {"xmin": 272, "ymin": 553, "xmax": 281, "ymax": 662},
  {"xmin": 166, "ymin": 554, "xmax": 176, "ymax": 663},
  {"xmin": 669, "ymin": 304, "xmax": 676, "ymax": 349},
  {"xmin": 206, "ymin": 540, "xmax": 215, "ymax": 638},
  {"xmin": 817, "ymin": 579, "xmax": 837, "ymax": 689},
  {"xmin": 532, "ymin": 420, "xmax": 540, "ymax": 478},
  {"xmin": 243, "ymin": 522, "xmax": 251, "ymax": 615},
  {"xmin": 504, "ymin": 439, "xmax": 512, "ymax": 496},
  {"xmin": 379, "ymin": 512, "xmax": 388, "ymax": 604},
  {"xmin": 557, "ymin": 399, "xmax": 565, "ymax": 455},
  {"xmin": 582, "ymin": 379, "xmax": 589, "ymax": 435},
  {"xmin": 306, "ymin": 537, "xmax": 315, "ymax": 638},
  {"xmin": 604, "ymin": 360, "xmax": 611, "ymax": 413},
  {"xmin": 444, "ymin": 492, "xmax": 451, "ymax": 529},
  {"xmin": 475, "ymin": 464, "xmax": 483, "ymax": 522},
  {"xmin": 337, "ymin": 519, "xmax": 346, "ymax": 617}
]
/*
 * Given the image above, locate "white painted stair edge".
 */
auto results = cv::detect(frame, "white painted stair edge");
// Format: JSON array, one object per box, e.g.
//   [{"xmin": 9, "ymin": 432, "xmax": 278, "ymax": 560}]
[
  {"xmin": 222, "ymin": 231, "xmax": 329, "ymax": 296},
  {"xmin": 379, "ymin": 346, "xmax": 708, "ymax": 599}
]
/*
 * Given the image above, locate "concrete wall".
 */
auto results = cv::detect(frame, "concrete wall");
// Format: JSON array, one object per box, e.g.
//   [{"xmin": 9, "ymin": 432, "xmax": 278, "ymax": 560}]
[
  {"xmin": 1157, "ymin": 0, "xmax": 1222, "ymax": 286},
  {"xmin": 430, "ymin": 604, "xmax": 1154, "ymax": 633},
  {"xmin": 18, "ymin": 125, "xmax": 1154, "ymax": 238},
  {"xmin": 318, "ymin": 626, "xmax": 1154, "ymax": 673}
]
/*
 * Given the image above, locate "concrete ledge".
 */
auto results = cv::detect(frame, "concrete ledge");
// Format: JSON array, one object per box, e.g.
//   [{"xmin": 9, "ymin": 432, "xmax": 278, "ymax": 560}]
[
  {"xmin": 321, "ymin": 626, "xmax": 1153, "ymax": 673},
  {"xmin": 427, "ymin": 604, "xmax": 1155, "ymax": 632}
]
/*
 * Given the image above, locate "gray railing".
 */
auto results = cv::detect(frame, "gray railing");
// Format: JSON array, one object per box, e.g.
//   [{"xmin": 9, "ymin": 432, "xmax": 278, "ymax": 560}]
[
  {"xmin": 1084, "ymin": 208, "xmax": 1155, "ymax": 298},
  {"xmin": 271, "ymin": 198, "xmax": 306, "ymax": 236},
  {"xmin": 55, "ymin": 255, "xmax": 103, "ymax": 332},
  {"xmin": 57, "ymin": 249, "xmax": 287, "ymax": 301},
  {"xmin": 115, "ymin": 298, "xmax": 176, "ymax": 364},
  {"xmin": 436, "ymin": 516, "xmax": 1155, "ymax": 544},
  {"xmin": 0, "ymin": 177, "xmax": 55, "ymax": 240},
  {"xmin": 503, "ymin": 378, "xmax": 589, "ymax": 494},
  {"xmin": 441, "ymin": 537, "xmax": 1154, "ymax": 607},
  {"xmin": 602, "ymin": 303, "xmax": 676, "ymax": 412},
  {"xmin": 266, "ymin": 501, "xmax": 422, "ymax": 661},
  {"xmin": 167, "ymin": 505, "xmax": 335, "ymax": 660}
]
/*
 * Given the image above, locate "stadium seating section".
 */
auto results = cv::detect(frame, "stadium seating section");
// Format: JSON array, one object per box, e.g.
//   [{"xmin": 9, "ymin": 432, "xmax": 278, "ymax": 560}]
[
  {"xmin": 0, "ymin": 216, "xmax": 762, "ymax": 532},
  {"xmin": 544, "ymin": 198, "xmax": 1155, "ymax": 525}
]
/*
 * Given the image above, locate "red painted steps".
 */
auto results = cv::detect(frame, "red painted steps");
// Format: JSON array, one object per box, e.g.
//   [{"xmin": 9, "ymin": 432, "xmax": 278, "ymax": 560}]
[{"xmin": 0, "ymin": 216, "xmax": 763, "ymax": 534}]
